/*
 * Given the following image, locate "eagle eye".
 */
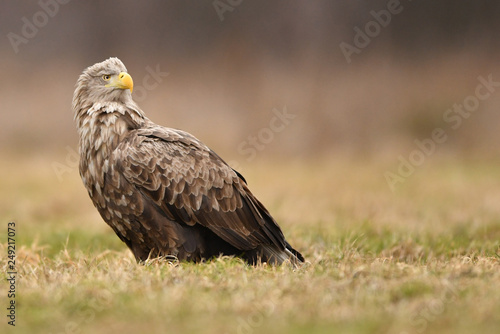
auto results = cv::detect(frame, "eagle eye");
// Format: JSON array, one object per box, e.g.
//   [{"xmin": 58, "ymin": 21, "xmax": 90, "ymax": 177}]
[{"xmin": 102, "ymin": 74, "xmax": 111, "ymax": 81}]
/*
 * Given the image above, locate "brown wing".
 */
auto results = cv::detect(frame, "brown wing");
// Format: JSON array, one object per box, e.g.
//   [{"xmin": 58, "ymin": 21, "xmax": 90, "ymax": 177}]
[{"xmin": 112, "ymin": 126, "xmax": 287, "ymax": 252}]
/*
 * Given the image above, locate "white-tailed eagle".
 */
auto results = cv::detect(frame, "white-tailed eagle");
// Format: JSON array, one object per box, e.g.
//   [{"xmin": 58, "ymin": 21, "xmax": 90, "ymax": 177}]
[{"xmin": 72, "ymin": 57, "xmax": 303, "ymax": 265}]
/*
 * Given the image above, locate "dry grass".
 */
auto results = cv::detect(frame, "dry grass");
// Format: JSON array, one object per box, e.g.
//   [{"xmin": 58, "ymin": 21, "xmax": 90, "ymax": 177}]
[{"xmin": 0, "ymin": 153, "xmax": 499, "ymax": 334}]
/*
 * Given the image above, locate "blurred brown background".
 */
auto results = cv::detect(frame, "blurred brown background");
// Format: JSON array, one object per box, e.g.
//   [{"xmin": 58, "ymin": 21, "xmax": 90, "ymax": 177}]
[{"xmin": 1, "ymin": 0, "xmax": 500, "ymax": 162}]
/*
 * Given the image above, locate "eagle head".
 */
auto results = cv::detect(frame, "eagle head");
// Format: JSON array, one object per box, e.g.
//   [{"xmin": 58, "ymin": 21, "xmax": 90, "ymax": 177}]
[{"xmin": 72, "ymin": 57, "xmax": 134, "ymax": 115}]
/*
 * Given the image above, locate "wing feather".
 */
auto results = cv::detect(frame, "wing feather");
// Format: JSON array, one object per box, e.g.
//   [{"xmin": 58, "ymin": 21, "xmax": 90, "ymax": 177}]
[{"xmin": 113, "ymin": 126, "xmax": 287, "ymax": 251}]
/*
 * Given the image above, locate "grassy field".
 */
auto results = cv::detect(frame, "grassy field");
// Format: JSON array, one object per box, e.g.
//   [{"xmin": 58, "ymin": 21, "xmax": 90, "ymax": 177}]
[{"xmin": 1, "ymin": 153, "xmax": 499, "ymax": 334}]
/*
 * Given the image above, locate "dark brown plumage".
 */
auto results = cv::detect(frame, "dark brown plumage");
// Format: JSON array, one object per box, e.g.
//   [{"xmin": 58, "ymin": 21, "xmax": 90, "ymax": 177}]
[{"xmin": 73, "ymin": 57, "xmax": 304, "ymax": 265}]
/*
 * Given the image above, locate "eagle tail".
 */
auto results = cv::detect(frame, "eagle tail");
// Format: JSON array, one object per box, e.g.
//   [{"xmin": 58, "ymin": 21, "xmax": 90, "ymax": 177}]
[{"xmin": 254, "ymin": 242, "xmax": 304, "ymax": 266}]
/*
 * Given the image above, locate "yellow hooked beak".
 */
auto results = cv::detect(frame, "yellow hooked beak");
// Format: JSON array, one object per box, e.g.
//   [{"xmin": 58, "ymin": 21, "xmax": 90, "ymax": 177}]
[{"xmin": 106, "ymin": 72, "xmax": 134, "ymax": 93}]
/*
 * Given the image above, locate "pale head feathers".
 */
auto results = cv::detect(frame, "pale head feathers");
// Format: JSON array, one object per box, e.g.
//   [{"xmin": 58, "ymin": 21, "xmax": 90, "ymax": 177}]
[{"xmin": 72, "ymin": 57, "xmax": 143, "ymax": 125}]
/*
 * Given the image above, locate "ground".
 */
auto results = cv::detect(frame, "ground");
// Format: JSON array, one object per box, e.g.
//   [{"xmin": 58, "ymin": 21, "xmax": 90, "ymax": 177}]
[{"xmin": 0, "ymin": 152, "xmax": 499, "ymax": 334}]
